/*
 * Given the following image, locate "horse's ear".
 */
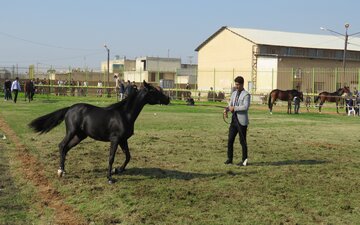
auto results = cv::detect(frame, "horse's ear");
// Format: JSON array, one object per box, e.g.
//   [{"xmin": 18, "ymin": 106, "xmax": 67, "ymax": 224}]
[{"xmin": 143, "ymin": 80, "xmax": 150, "ymax": 89}]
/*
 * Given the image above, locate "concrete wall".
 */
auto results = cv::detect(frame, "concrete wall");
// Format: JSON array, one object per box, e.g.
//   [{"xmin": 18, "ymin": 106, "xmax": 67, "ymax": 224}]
[
  {"xmin": 256, "ymin": 56, "xmax": 278, "ymax": 93},
  {"xmin": 197, "ymin": 28, "xmax": 254, "ymax": 91},
  {"xmin": 136, "ymin": 57, "xmax": 181, "ymax": 72},
  {"xmin": 101, "ymin": 59, "xmax": 136, "ymax": 73}
]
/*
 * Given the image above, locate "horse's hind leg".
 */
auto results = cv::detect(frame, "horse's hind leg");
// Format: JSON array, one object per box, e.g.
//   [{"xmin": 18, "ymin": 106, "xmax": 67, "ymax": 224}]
[
  {"xmin": 58, "ymin": 132, "xmax": 86, "ymax": 177},
  {"xmin": 319, "ymin": 101, "xmax": 324, "ymax": 112},
  {"xmin": 288, "ymin": 100, "xmax": 291, "ymax": 114},
  {"xmin": 115, "ymin": 140, "xmax": 131, "ymax": 174},
  {"xmin": 107, "ymin": 139, "xmax": 119, "ymax": 184}
]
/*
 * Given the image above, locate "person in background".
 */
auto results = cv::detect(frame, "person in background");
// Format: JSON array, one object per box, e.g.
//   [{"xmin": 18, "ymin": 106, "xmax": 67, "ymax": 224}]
[
  {"xmin": 132, "ymin": 81, "xmax": 138, "ymax": 90},
  {"xmin": 11, "ymin": 77, "xmax": 21, "ymax": 103},
  {"xmin": 97, "ymin": 80, "xmax": 103, "ymax": 97},
  {"xmin": 4, "ymin": 79, "xmax": 12, "ymax": 101},
  {"xmin": 294, "ymin": 96, "xmax": 301, "ymax": 114},
  {"xmin": 124, "ymin": 80, "xmax": 132, "ymax": 98},
  {"xmin": 119, "ymin": 80, "xmax": 125, "ymax": 100}
]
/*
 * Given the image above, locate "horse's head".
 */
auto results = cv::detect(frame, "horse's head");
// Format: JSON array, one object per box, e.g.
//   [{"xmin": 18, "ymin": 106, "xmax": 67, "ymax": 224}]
[
  {"xmin": 298, "ymin": 92, "xmax": 304, "ymax": 101},
  {"xmin": 142, "ymin": 81, "xmax": 170, "ymax": 105},
  {"xmin": 338, "ymin": 86, "xmax": 351, "ymax": 96}
]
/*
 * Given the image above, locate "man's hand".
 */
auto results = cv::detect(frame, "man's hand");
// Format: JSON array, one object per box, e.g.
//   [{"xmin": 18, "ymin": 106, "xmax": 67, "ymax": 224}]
[
  {"xmin": 223, "ymin": 109, "xmax": 228, "ymax": 118},
  {"xmin": 228, "ymin": 106, "xmax": 235, "ymax": 112}
]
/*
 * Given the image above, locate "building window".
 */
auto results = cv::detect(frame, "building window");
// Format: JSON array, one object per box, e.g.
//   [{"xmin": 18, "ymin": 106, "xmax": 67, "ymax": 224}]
[
  {"xmin": 309, "ymin": 49, "xmax": 317, "ymax": 57},
  {"xmin": 293, "ymin": 68, "xmax": 302, "ymax": 79},
  {"xmin": 141, "ymin": 60, "xmax": 147, "ymax": 71},
  {"xmin": 159, "ymin": 73, "xmax": 164, "ymax": 80},
  {"xmin": 150, "ymin": 72, "xmax": 156, "ymax": 82},
  {"xmin": 314, "ymin": 82, "xmax": 324, "ymax": 92},
  {"xmin": 336, "ymin": 82, "xmax": 342, "ymax": 90},
  {"xmin": 295, "ymin": 48, "xmax": 304, "ymax": 56}
]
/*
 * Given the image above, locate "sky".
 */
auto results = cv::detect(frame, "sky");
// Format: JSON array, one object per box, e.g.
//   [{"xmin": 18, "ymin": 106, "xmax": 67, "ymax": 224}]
[{"xmin": 1, "ymin": 0, "xmax": 360, "ymax": 71}]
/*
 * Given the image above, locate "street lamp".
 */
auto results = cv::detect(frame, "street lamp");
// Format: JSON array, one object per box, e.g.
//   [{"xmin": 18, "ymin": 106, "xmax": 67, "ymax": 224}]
[
  {"xmin": 104, "ymin": 44, "xmax": 110, "ymax": 97},
  {"xmin": 320, "ymin": 23, "xmax": 360, "ymax": 71}
]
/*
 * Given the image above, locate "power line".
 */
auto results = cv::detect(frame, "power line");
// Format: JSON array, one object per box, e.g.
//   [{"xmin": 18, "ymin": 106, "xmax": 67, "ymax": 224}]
[{"xmin": 0, "ymin": 31, "xmax": 102, "ymax": 51}]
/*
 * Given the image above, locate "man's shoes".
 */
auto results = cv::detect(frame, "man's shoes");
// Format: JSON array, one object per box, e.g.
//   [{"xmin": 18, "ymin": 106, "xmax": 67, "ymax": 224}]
[
  {"xmin": 237, "ymin": 159, "xmax": 248, "ymax": 166},
  {"xmin": 224, "ymin": 159, "xmax": 233, "ymax": 164}
]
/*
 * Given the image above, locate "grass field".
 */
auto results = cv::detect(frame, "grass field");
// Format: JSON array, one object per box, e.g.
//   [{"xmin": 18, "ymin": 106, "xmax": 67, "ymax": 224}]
[{"xmin": 0, "ymin": 93, "xmax": 359, "ymax": 224}]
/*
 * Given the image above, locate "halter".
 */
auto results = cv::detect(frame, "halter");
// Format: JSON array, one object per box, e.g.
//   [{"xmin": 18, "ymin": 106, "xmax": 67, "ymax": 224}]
[
  {"xmin": 223, "ymin": 112, "xmax": 231, "ymax": 124},
  {"xmin": 223, "ymin": 107, "xmax": 230, "ymax": 124}
]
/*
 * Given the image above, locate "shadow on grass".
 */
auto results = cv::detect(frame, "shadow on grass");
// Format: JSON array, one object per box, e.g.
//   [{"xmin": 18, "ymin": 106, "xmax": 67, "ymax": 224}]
[
  {"xmin": 251, "ymin": 159, "xmax": 329, "ymax": 166},
  {"xmin": 113, "ymin": 167, "xmax": 256, "ymax": 181},
  {"xmin": 41, "ymin": 99, "xmax": 60, "ymax": 103}
]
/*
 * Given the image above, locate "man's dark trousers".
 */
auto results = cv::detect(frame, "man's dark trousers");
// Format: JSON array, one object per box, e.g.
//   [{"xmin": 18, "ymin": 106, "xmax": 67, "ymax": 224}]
[{"xmin": 227, "ymin": 113, "xmax": 248, "ymax": 162}]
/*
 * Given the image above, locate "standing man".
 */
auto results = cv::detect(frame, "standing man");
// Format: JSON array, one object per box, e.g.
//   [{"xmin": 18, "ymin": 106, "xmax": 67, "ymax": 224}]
[
  {"xmin": 224, "ymin": 76, "xmax": 250, "ymax": 166},
  {"xmin": 11, "ymin": 77, "xmax": 21, "ymax": 103},
  {"xmin": 119, "ymin": 80, "xmax": 125, "ymax": 100},
  {"xmin": 293, "ymin": 96, "xmax": 300, "ymax": 114},
  {"xmin": 4, "ymin": 79, "xmax": 12, "ymax": 101}
]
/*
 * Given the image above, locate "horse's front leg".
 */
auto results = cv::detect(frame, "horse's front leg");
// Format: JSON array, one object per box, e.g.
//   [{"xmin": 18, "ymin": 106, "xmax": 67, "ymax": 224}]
[
  {"xmin": 108, "ymin": 139, "xmax": 119, "ymax": 184},
  {"xmin": 115, "ymin": 140, "xmax": 131, "ymax": 174},
  {"xmin": 336, "ymin": 100, "xmax": 339, "ymax": 113}
]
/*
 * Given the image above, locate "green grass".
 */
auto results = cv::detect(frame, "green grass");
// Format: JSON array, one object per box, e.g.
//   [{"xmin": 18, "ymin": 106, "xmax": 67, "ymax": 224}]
[
  {"xmin": 0, "ymin": 94, "xmax": 359, "ymax": 224},
  {"xmin": 0, "ymin": 130, "xmax": 39, "ymax": 224}
]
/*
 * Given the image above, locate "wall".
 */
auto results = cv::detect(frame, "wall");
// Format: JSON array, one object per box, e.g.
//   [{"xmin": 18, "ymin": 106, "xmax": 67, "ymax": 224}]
[
  {"xmin": 197, "ymin": 28, "xmax": 254, "ymax": 91},
  {"xmin": 256, "ymin": 56, "xmax": 278, "ymax": 93},
  {"xmin": 136, "ymin": 57, "xmax": 181, "ymax": 72}
]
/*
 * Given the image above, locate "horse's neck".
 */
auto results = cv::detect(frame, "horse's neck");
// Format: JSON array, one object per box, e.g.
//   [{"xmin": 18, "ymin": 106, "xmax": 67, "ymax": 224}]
[
  {"xmin": 336, "ymin": 90, "xmax": 343, "ymax": 95},
  {"xmin": 125, "ymin": 92, "xmax": 146, "ymax": 123}
]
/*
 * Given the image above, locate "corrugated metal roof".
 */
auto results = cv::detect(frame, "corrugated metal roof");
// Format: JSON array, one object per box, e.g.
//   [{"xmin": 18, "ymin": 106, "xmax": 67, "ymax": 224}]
[{"xmin": 196, "ymin": 26, "xmax": 360, "ymax": 51}]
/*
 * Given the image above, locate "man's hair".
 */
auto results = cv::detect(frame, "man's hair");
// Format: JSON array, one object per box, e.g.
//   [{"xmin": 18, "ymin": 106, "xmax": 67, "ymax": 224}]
[{"xmin": 234, "ymin": 76, "xmax": 244, "ymax": 84}]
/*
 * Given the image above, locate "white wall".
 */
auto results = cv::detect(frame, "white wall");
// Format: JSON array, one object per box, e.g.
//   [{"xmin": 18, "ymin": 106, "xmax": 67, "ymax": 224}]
[{"xmin": 256, "ymin": 56, "xmax": 278, "ymax": 93}]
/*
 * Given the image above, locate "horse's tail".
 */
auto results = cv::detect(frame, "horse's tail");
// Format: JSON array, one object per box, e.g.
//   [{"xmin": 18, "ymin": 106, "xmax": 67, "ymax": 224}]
[
  {"xmin": 29, "ymin": 107, "xmax": 70, "ymax": 134},
  {"xmin": 314, "ymin": 95, "xmax": 320, "ymax": 103},
  {"xmin": 268, "ymin": 91, "xmax": 273, "ymax": 109}
]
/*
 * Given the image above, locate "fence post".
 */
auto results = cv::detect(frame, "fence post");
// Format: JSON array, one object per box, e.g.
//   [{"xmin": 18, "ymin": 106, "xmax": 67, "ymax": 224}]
[
  {"xmin": 358, "ymin": 68, "xmax": 360, "ymax": 91},
  {"xmin": 213, "ymin": 68, "xmax": 216, "ymax": 102},
  {"xmin": 312, "ymin": 68, "xmax": 315, "ymax": 94},
  {"xmin": 291, "ymin": 68, "xmax": 294, "ymax": 89},
  {"xmin": 335, "ymin": 67, "xmax": 338, "ymax": 90},
  {"xmin": 272, "ymin": 68, "xmax": 274, "ymax": 90},
  {"xmin": 232, "ymin": 68, "xmax": 235, "ymax": 89}
]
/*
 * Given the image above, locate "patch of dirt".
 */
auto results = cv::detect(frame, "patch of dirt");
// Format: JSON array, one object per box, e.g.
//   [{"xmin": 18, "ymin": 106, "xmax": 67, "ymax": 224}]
[
  {"xmin": 305, "ymin": 141, "xmax": 342, "ymax": 150},
  {"xmin": 0, "ymin": 116, "xmax": 87, "ymax": 225}
]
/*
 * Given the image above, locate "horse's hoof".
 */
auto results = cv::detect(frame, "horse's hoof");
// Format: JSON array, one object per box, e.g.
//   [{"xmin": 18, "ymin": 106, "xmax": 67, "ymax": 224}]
[
  {"xmin": 115, "ymin": 167, "xmax": 126, "ymax": 174},
  {"xmin": 108, "ymin": 179, "xmax": 115, "ymax": 184},
  {"xmin": 57, "ymin": 169, "xmax": 65, "ymax": 177}
]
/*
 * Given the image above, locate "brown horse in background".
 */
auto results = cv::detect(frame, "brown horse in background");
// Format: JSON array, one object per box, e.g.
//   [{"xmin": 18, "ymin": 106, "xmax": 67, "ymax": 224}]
[
  {"xmin": 314, "ymin": 86, "xmax": 350, "ymax": 113},
  {"xmin": 268, "ymin": 89, "xmax": 303, "ymax": 114}
]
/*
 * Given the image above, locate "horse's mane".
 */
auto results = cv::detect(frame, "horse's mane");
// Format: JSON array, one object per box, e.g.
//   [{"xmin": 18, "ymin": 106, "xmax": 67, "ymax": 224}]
[
  {"xmin": 105, "ymin": 88, "xmax": 139, "ymax": 110},
  {"xmin": 105, "ymin": 98, "xmax": 129, "ymax": 110}
]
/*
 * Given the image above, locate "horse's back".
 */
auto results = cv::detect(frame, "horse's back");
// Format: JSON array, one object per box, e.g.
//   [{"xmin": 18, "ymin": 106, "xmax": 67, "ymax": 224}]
[{"xmin": 65, "ymin": 103, "xmax": 128, "ymax": 141}]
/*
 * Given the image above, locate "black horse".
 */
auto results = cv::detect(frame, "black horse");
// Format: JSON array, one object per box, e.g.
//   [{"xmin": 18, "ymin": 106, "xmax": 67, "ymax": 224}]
[
  {"xmin": 268, "ymin": 89, "xmax": 303, "ymax": 114},
  {"xmin": 29, "ymin": 81, "xmax": 170, "ymax": 184},
  {"xmin": 314, "ymin": 86, "xmax": 350, "ymax": 113}
]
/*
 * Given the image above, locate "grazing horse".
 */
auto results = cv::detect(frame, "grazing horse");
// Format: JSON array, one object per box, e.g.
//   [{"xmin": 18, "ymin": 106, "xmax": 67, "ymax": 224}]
[
  {"xmin": 268, "ymin": 89, "xmax": 303, "ymax": 114},
  {"xmin": 314, "ymin": 86, "xmax": 350, "ymax": 113},
  {"xmin": 29, "ymin": 81, "xmax": 170, "ymax": 184}
]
